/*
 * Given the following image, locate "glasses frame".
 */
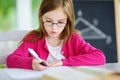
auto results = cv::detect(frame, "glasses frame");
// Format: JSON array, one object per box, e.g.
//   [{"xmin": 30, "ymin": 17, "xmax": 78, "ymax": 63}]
[{"xmin": 43, "ymin": 20, "xmax": 67, "ymax": 27}]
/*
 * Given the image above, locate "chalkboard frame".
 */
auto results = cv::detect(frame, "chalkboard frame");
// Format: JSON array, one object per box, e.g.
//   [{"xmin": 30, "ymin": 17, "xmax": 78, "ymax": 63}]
[{"xmin": 114, "ymin": 0, "xmax": 120, "ymax": 63}]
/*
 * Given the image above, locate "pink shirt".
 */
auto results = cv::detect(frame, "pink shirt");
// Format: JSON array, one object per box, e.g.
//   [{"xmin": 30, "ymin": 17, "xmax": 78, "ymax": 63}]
[{"xmin": 6, "ymin": 32, "xmax": 106, "ymax": 69}]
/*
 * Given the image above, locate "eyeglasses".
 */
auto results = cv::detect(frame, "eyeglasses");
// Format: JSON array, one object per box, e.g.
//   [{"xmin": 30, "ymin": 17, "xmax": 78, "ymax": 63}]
[{"xmin": 43, "ymin": 21, "xmax": 66, "ymax": 27}]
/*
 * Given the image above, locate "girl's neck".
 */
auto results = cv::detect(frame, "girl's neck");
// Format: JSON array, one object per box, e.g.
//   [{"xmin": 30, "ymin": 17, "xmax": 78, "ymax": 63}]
[{"xmin": 46, "ymin": 37, "xmax": 62, "ymax": 47}]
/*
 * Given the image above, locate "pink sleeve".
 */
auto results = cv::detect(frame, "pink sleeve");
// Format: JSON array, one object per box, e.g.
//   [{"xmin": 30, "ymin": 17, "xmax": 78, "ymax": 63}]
[
  {"xmin": 62, "ymin": 33, "xmax": 106, "ymax": 66},
  {"xmin": 6, "ymin": 42, "xmax": 34, "ymax": 69}
]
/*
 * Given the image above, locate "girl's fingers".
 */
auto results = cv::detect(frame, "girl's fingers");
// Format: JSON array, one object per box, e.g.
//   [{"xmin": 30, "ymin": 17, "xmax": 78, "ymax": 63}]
[
  {"xmin": 42, "ymin": 60, "xmax": 49, "ymax": 66},
  {"xmin": 32, "ymin": 58, "xmax": 47, "ymax": 71},
  {"xmin": 48, "ymin": 61, "xmax": 63, "ymax": 67}
]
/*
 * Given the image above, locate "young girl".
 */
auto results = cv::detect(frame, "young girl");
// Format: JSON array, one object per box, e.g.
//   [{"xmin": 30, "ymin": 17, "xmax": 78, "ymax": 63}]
[{"xmin": 6, "ymin": 0, "xmax": 106, "ymax": 71}]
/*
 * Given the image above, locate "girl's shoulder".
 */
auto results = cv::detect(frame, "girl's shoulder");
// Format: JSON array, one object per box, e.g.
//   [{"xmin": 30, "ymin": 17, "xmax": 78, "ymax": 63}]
[
  {"xmin": 22, "ymin": 30, "xmax": 42, "ymax": 42},
  {"xmin": 70, "ymin": 31, "xmax": 82, "ymax": 39},
  {"xmin": 66, "ymin": 32, "xmax": 82, "ymax": 43},
  {"xmin": 23, "ymin": 34, "xmax": 37, "ymax": 42}
]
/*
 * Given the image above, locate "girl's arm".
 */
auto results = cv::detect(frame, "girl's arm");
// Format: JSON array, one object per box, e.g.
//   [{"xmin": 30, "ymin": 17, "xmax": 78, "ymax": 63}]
[
  {"xmin": 62, "ymin": 33, "xmax": 106, "ymax": 66},
  {"xmin": 6, "ymin": 42, "xmax": 35, "ymax": 69}
]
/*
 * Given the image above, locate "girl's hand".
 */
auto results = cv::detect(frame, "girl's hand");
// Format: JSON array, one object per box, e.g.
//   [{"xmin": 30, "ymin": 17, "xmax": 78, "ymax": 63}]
[
  {"xmin": 48, "ymin": 61, "xmax": 63, "ymax": 67},
  {"xmin": 32, "ymin": 58, "xmax": 48, "ymax": 71}
]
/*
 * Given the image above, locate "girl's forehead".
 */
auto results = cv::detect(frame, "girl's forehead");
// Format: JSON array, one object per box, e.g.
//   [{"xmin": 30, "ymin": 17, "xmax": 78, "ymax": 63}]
[{"xmin": 43, "ymin": 7, "xmax": 67, "ymax": 21}]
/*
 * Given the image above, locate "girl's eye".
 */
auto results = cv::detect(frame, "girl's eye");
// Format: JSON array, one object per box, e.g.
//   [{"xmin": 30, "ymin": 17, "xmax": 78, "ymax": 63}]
[
  {"xmin": 46, "ymin": 21, "xmax": 52, "ymax": 22},
  {"xmin": 58, "ymin": 22, "xmax": 64, "ymax": 23}
]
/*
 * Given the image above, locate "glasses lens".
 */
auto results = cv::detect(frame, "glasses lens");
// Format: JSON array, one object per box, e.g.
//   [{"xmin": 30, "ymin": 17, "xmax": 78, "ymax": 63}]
[
  {"xmin": 44, "ymin": 22, "xmax": 52, "ymax": 27},
  {"xmin": 58, "ymin": 23, "xmax": 66, "ymax": 27}
]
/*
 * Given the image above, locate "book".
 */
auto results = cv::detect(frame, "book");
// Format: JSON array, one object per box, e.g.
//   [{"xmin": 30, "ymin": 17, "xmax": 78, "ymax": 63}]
[
  {"xmin": 40, "ymin": 66, "xmax": 113, "ymax": 80},
  {"xmin": 88, "ymin": 72, "xmax": 120, "ymax": 80}
]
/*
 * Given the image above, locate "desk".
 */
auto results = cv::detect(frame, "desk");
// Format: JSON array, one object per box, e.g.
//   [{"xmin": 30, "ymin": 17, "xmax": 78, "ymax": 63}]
[
  {"xmin": 91, "ymin": 63, "xmax": 120, "ymax": 73},
  {"xmin": 0, "ymin": 63, "xmax": 120, "ymax": 80},
  {"xmin": 104, "ymin": 63, "xmax": 120, "ymax": 72}
]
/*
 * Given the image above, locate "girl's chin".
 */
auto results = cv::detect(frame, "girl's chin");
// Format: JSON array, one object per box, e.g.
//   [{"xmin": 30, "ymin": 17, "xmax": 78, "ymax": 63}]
[{"xmin": 48, "ymin": 34, "xmax": 59, "ymax": 38}]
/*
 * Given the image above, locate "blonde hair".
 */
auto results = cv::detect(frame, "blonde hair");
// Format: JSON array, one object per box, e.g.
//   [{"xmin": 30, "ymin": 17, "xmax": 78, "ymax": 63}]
[{"xmin": 23, "ymin": 0, "xmax": 77, "ymax": 42}]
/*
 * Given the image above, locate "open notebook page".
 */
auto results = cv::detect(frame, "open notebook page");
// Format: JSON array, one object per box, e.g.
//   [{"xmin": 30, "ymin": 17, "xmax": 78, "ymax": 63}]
[{"xmin": 3, "ymin": 66, "xmax": 73, "ymax": 80}]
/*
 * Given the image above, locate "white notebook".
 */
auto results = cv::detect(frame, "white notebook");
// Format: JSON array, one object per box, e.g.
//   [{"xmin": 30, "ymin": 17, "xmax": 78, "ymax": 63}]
[{"xmin": 2, "ymin": 66, "xmax": 73, "ymax": 80}]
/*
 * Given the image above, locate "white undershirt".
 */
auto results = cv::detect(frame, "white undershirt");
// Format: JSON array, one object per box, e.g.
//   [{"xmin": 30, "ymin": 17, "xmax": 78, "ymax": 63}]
[{"xmin": 45, "ymin": 38, "xmax": 65, "ymax": 63}]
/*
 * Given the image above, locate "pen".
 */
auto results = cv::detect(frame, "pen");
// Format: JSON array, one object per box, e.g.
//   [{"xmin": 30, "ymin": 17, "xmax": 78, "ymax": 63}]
[{"xmin": 28, "ymin": 48, "xmax": 47, "ymax": 66}]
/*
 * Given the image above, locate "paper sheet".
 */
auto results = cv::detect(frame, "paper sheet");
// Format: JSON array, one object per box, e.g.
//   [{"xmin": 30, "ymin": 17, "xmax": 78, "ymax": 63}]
[{"xmin": 3, "ymin": 66, "xmax": 73, "ymax": 80}]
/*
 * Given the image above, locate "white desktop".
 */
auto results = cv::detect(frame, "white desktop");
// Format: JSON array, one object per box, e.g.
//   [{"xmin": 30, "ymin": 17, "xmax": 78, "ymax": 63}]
[{"xmin": 0, "ymin": 63, "xmax": 120, "ymax": 80}]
